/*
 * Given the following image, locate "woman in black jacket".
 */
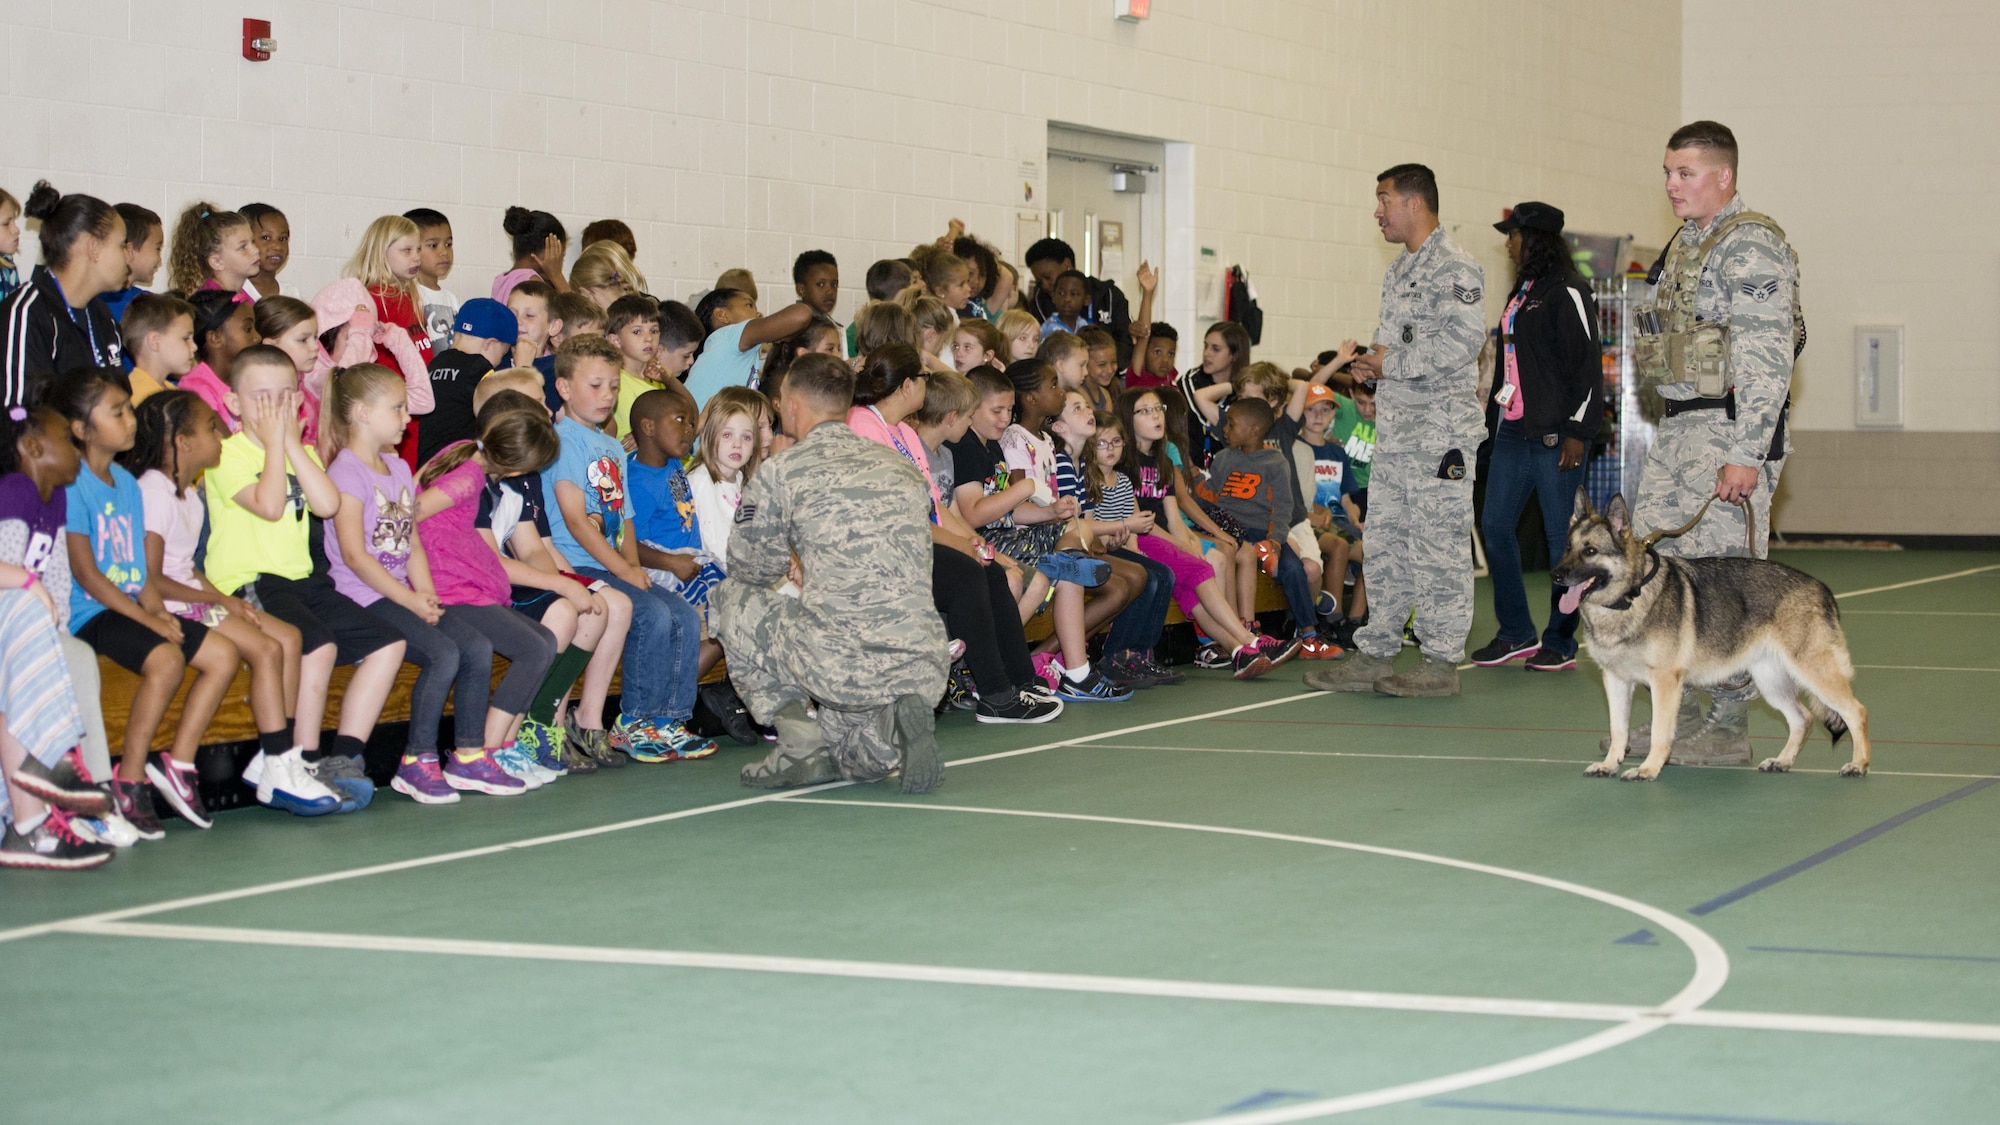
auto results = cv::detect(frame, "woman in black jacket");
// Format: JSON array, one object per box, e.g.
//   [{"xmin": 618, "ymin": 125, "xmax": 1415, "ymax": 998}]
[
  {"xmin": 0, "ymin": 182, "xmax": 127, "ymax": 406},
  {"xmin": 1471, "ymin": 201, "xmax": 1603, "ymax": 671}
]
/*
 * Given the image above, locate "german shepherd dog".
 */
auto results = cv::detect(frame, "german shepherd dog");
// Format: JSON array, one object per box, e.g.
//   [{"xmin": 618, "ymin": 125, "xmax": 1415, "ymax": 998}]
[{"xmin": 1550, "ymin": 491, "xmax": 1869, "ymax": 781}]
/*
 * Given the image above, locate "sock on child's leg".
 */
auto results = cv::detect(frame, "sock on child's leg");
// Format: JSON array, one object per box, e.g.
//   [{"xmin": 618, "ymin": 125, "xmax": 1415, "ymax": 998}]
[
  {"xmin": 527, "ymin": 646, "xmax": 593, "ymax": 726},
  {"xmin": 1062, "ymin": 660, "xmax": 1092, "ymax": 683},
  {"xmin": 257, "ymin": 725, "xmax": 293, "ymax": 757},
  {"xmin": 331, "ymin": 734, "xmax": 366, "ymax": 763}
]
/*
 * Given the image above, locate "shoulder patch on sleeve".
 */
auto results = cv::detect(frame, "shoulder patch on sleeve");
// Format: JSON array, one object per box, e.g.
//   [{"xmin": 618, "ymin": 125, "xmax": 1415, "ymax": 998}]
[
  {"xmin": 1453, "ymin": 283, "xmax": 1482, "ymax": 304},
  {"xmin": 733, "ymin": 499, "xmax": 756, "ymax": 524},
  {"xmin": 1739, "ymin": 279, "xmax": 1780, "ymax": 302}
]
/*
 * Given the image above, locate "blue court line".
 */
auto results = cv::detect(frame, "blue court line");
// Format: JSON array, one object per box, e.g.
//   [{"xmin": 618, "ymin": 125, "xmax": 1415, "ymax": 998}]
[
  {"xmin": 1748, "ymin": 944, "xmax": 2000, "ymax": 965},
  {"xmin": 1426, "ymin": 1098, "xmax": 1866, "ymax": 1124},
  {"xmin": 1687, "ymin": 776, "xmax": 2000, "ymax": 916}
]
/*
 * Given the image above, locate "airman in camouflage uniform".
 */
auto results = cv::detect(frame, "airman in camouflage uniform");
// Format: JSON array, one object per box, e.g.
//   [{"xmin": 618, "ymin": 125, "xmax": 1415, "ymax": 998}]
[
  {"xmin": 1624, "ymin": 120, "xmax": 1803, "ymax": 763},
  {"xmin": 712, "ymin": 417, "xmax": 949, "ymax": 792},
  {"xmin": 1307, "ymin": 164, "xmax": 1486, "ymax": 698}
]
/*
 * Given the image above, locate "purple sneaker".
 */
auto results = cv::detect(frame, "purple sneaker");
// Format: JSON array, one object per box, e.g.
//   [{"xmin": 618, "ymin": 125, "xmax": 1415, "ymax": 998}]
[
  {"xmin": 390, "ymin": 752, "xmax": 461, "ymax": 805},
  {"xmin": 441, "ymin": 749, "xmax": 527, "ymax": 796}
]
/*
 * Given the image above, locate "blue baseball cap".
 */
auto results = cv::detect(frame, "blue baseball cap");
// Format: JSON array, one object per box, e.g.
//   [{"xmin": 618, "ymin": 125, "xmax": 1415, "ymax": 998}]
[{"xmin": 454, "ymin": 298, "xmax": 519, "ymax": 345}]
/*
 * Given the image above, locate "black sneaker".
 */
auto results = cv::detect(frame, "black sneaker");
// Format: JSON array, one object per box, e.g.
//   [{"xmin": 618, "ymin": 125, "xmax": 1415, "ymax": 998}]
[
  {"xmin": 1524, "ymin": 648, "xmax": 1577, "ymax": 672},
  {"xmin": 12, "ymin": 749, "xmax": 110, "ymax": 816},
  {"xmin": 942, "ymin": 664, "xmax": 979, "ymax": 711},
  {"xmin": 1100, "ymin": 651, "xmax": 1161, "ymax": 689},
  {"xmin": 1138, "ymin": 654, "xmax": 1186, "ymax": 686},
  {"xmin": 0, "ymin": 811, "xmax": 113, "ymax": 870},
  {"xmin": 1260, "ymin": 634, "xmax": 1304, "ymax": 668},
  {"xmin": 1470, "ymin": 636, "xmax": 1541, "ymax": 667},
  {"xmin": 144, "ymin": 758, "xmax": 212, "ymax": 829},
  {"xmin": 697, "ymin": 681, "xmax": 761, "ymax": 745},
  {"xmin": 975, "ymin": 691, "xmax": 1064, "ymax": 725},
  {"xmin": 1231, "ymin": 645, "xmax": 1274, "ymax": 680},
  {"xmin": 109, "ymin": 778, "xmax": 165, "ymax": 841}
]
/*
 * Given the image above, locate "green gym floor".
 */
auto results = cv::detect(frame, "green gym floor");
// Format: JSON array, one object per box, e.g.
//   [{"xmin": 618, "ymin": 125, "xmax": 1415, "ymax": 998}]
[{"xmin": 3, "ymin": 549, "xmax": 1997, "ymax": 1125}]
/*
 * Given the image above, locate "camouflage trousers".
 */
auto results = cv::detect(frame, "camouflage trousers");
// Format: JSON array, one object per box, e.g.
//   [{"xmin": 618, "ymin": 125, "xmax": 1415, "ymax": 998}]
[
  {"xmin": 1633, "ymin": 408, "xmax": 1786, "ymax": 704},
  {"xmin": 1633, "ymin": 408, "xmax": 1784, "ymax": 561},
  {"xmin": 711, "ymin": 580, "xmax": 942, "ymax": 783},
  {"xmin": 1352, "ymin": 450, "xmax": 1475, "ymax": 664}
]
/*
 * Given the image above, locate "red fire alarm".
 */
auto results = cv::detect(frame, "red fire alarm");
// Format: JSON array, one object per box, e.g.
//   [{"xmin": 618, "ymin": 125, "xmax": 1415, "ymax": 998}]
[{"xmin": 242, "ymin": 18, "xmax": 275, "ymax": 61}]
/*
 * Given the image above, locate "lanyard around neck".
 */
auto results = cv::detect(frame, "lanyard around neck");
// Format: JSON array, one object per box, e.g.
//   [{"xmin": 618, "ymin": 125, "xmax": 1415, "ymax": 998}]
[{"xmin": 46, "ymin": 273, "xmax": 101, "ymax": 360}]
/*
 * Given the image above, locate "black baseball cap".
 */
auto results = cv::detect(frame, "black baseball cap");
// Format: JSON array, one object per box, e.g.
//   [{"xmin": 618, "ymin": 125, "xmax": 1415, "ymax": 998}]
[{"xmin": 1494, "ymin": 201, "xmax": 1565, "ymax": 234}]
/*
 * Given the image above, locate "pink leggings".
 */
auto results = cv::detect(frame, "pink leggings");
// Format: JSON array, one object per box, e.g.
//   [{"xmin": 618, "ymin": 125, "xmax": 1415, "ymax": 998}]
[{"xmin": 1135, "ymin": 535, "xmax": 1216, "ymax": 618}]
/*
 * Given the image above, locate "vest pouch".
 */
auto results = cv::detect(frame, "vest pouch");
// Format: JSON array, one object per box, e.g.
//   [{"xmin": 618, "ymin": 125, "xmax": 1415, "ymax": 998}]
[
  {"xmin": 1634, "ymin": 332, "xmax": 1671, "ymax": 390},
  {"xmin": 1686, "ymin": 322, "xmax": 1730, "ymax": 398}
]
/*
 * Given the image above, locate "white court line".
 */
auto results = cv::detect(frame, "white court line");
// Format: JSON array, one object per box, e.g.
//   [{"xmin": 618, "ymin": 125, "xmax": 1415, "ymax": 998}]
[
  {"xmin": 55, "ymin": 919, "xmax": 1649, "ymax": 1024},
  {"xmin": 1675, "ymin": 1007, "xmax": 2000, "ymax": 1042},
  {"xmin": 789, "ymin": 798, "xmax": 1732, "ymax": 1121},
  {"xmin": 1834, "ymin": 563, "xmax": 2000, "ymax": 600},
  {"xmin": 0, "ymin": 691, "xmax": 1322, "ymax": 947},
  {"xmin": 65, "ymin": 917, "xmax": 1997, "ymax": 1046},
  {"xmin": 1087, "ymin": 745, "xmax": 2000, "ymax": 780}
]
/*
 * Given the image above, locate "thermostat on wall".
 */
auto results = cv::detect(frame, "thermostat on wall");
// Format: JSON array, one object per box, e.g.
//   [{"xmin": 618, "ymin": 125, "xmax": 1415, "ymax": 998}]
[{"xmin": 1855, "ymin": 324, "xmax": 1903, "ymax": 429}]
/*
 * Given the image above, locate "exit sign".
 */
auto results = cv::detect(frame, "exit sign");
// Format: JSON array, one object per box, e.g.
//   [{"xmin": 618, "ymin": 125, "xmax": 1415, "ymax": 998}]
[{"xmin": 1115, "ymin": 0, "xmax": 1149, "ymax": 20}]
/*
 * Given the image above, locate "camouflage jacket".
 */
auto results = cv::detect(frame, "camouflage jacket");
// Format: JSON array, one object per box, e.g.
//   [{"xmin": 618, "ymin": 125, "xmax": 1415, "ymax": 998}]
[
  {"xmin": 728, "ymin": 419, "xmax": 945, "ymax": 674},
  {"xmin": 1372, "ymin": 227, "xmax": 1487, "ymax": 455},
  {"xmin": 1651, "ymin": 193, "xmax": 1799, "ymax": 466}
]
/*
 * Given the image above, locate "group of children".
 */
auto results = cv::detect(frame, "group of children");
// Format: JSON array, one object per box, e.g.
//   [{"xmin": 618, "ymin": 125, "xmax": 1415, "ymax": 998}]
[{"xmin": 0, "ymin": 181, "xmax": 1379, "ymax": 871}]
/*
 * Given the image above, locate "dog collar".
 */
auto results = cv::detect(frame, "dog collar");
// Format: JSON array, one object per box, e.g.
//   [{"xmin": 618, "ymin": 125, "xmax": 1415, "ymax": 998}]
[{"xmin": 1603, "ymin": 551, "xmax": 1661, "ymax": 611}]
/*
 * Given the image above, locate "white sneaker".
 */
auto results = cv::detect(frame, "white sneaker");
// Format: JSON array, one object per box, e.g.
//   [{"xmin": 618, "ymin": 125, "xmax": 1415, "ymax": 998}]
[
  {"xmin": 256, "ymin": 749, "xmax": 342, "ymax": 816},
  {"xmin": 240, "ymin": 750, "xmax": 266, "ymax": 788},
  {"xmin": 70, "ymin": 811, "xmax": 141, "ymax": 848},
  {"xmin": 491, "ymin": 746, "xmax": 545, "ymax": 790}
]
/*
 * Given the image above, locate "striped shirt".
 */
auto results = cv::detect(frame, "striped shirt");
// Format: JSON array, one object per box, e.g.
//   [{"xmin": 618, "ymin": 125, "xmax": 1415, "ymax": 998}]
[{"xmin": 1088, "ymin": 470, "xmax": 1137, "ymax": 521}]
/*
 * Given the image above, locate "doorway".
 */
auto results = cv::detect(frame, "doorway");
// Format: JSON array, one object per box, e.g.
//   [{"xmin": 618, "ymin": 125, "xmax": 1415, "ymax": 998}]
[{"xmin": 1044, "ymin": 124, "xmax": 1169, "ymax": 343}]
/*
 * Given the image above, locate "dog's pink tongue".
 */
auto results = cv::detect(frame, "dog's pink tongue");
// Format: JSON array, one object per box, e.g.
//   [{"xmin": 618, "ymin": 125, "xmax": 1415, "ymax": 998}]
[{"xmin": 1559, "ymin": 580, "xmax": 1591, "ymax": 615}]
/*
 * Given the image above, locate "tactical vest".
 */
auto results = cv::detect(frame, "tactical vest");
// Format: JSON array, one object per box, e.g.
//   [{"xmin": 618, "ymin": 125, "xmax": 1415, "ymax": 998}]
[{"xmin": 1634, "ymin": 211, "xmax": 1801, "ymax": 399}]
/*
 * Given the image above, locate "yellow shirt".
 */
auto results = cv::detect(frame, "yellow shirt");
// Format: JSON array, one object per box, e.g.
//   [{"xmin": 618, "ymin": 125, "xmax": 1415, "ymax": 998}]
[
  {"xmin": 129, "ymin": 367, "xmax": 166, "ymax": 405},
  {"xmin": 203, "ymin": 431, "xmax": 323, "ymax": 595},
  {"xmin": 613, "ymin": 370, "xmax": 662, "ymax": 440}
]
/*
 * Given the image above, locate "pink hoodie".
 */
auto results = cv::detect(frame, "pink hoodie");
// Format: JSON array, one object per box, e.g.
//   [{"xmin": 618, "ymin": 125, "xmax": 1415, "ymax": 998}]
[{"xmin": 308, "ymin": 279, "xmax": 435, "ymax": 447}]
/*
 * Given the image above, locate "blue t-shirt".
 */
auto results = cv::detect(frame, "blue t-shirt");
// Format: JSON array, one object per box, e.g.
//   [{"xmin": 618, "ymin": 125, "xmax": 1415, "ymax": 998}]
[
  {"xmin": 546, "ymin": 414, "xmax": 628, "ymax": 568},
  {"xmin": 683, "ymin": 321, "xmax": 758, "ymax": 408},
  {"xmin": 628, "ymin": 455, "xmax": 702, "ymax": 553},
  {"xmin": 65, "ymin": 463, "xmax": 148, "ymax": 631},
  {"xmin": 1300, "ymin": 434, "xmax": 1356, "ymax": 510}
]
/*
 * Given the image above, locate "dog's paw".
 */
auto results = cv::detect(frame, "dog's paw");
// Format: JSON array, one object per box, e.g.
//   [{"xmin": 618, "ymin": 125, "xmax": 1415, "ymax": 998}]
[
  {"xmin": 1839, "ymin": 762, "xmax": 1868, "ymax": 778},
  {"xmin": 1620, "ymin": 766, "xmax": 1660, "ymax": 782},
  {"xmin": 1756, "ymin": 757, "xmax": 1791, "ymax": 773},
  {"xmin": 1584, "ymin": 761, "xmax": 1617, "ymax": 778}
]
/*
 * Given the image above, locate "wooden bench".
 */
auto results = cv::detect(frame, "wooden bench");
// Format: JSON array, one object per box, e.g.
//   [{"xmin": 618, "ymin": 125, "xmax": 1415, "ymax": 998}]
[{"xmin": 98, "ymin": 575, "xmax": 1292, "ymax": 755}]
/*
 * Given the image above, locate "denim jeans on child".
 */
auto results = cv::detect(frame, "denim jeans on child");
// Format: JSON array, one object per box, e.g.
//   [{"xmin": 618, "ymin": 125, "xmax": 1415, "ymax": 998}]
[{"xmin": 577, "ymin": 567, "xmax": 701, "ymax": 724}]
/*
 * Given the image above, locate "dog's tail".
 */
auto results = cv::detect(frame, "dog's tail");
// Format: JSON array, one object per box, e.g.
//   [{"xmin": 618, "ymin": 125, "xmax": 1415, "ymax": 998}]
[{"xmin": 1806, "ymin": 695, "xmax": 1849, "ymax": 747}]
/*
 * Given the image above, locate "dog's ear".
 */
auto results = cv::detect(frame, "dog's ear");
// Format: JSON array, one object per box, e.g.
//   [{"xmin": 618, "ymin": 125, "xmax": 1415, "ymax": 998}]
[
  {"xmin": 1605, "ymin": 493, "xmax": 1631, "ymax": 537},
  {"xmin": 1571, "ymin": 486, "xmax": 1594, "ymax": 526}
]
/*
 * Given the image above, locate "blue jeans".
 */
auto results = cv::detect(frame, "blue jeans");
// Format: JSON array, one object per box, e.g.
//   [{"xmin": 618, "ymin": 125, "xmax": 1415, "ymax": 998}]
[
  {"xmin": 1481, "ymin": 419, "xmax": 1585, "ymax": 657},
  {"xmin": 1105, "ymin": 548, "xmax": 1172, "ymax": 654},
  {"xmin": 578, "ymin": 567, "xmax": 701, "ymax": 724},
  {"xmin": 1274, "ymin": 543, "xmax": 1319, "ymax": 639}
]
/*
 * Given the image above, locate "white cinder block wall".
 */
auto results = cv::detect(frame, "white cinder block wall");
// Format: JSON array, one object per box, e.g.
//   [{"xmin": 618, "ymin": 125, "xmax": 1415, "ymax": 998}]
[
  {"xmin": 1685, "ymin": 0, "xmax": 2000, "ymax": 536},
  {"xmin": 0, "ymin": 0, "xmax": 1680, "ymax": 375}
]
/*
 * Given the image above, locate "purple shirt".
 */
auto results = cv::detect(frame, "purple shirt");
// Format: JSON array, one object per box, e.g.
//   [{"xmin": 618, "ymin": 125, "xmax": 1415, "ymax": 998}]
[
  {"xmin": 0, "ymin": 471, "xmax": 74, "ymax": 626},
  {"xmin": 325, "ymin": 449, "xmax": 418, "ymax": 607}
]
